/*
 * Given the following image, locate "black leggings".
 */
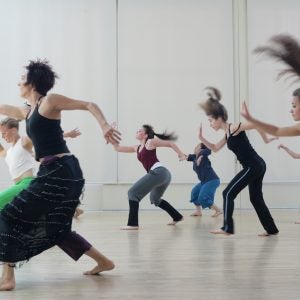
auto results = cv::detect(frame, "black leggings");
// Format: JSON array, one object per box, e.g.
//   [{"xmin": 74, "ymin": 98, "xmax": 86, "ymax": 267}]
[{"xmin": 222, "ymin": 156, "xmax": 279, "ymax": 234}]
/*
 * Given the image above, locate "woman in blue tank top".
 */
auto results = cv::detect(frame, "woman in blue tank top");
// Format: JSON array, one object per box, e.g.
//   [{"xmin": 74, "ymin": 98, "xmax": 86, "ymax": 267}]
[
  {"xmin": 241, "ymin": 34, "xmax": 300, "ymax": 225},
  {"xmin": 199, "ymin": 87, "xmax": 279, "ymax": 236},
  {"xmin": 0, "ymin": 59, "xmax": 121, "ymax": 291}
]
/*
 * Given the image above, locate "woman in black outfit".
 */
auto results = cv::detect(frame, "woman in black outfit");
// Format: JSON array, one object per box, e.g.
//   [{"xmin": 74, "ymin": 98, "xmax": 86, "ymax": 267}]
[
  {"xmin": 0, "ymin": 59, "xmax": 120, "ymax": 291},
  {"xmin": 199, "ymin": 87, "xmax": 279, "ymax": 236}
]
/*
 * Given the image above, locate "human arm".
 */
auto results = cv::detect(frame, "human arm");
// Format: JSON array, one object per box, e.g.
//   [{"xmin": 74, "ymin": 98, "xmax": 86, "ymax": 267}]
[
  {"xmin": 0, "ymin": 104, "xmax": 29, "ymax": 120},
  {"xmin": 147, "ymin": 138, "xmax": 187, "ymax": 161},
  {"xmin": 198, "ymin": 124, "xmax": 226, "ymax": 152},
  {"xmin": 241, "ymin": 101, "xmax": 300, "ymax": 137},
  {"xmin": 0, "ymin": 142, "xmax": 6, "ymax": 157},
  {"xmin": 112, "ymin": 143, "xmax": 138, "ymax": 153},
  {"xmin": 278, "ymin": 144, "xmax": 300, "ymax": 159},
  {"xmin": 45, "ymin": 94, "xmax": 121, "ymax": 144}
]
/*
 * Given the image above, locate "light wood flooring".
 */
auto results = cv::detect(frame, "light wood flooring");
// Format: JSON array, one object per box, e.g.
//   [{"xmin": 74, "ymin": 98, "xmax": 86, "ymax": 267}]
[{"xmin": 2, "ymin": 209, "xmax": 300, "ymax": 300}]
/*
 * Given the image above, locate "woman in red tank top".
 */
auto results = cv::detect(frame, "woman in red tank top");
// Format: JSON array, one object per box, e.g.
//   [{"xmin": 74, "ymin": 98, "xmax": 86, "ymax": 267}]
[{"xmin": 113, "ymin": 124, "xmax": 186, "ymax": 230}]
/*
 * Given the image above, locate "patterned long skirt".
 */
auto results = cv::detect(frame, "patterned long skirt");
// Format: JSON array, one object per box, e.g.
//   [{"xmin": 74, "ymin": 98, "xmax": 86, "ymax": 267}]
[{"xmin": 0, "ymin": 155, "xmax": 85, "ymax": 264}]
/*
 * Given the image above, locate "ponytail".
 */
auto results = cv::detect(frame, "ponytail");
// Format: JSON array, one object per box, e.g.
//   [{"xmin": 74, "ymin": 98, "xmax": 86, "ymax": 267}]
[{"xmin": 142, "ymin": 124, "xmax": 177, "ymax": 141}]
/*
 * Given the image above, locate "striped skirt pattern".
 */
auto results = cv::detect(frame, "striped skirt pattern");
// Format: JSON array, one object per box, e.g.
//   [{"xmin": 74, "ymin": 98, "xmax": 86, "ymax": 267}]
[{"xmin": 0, "ymin": 155, "xmax": 85, "ymax": 264}]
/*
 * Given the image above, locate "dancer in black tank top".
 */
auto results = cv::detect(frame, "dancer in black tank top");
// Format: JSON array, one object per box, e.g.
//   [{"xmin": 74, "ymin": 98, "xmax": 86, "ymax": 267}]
[
  {"xmin": 199, "ymin": 87, "xmax": 279, "ymax": 236},
  {"xmin": 241, "ymin": 34, "xmax": 300, "ymax": 225},
  {"xmin": 0, "ymin": 59, "xmax": 121, "ymax": 291}
]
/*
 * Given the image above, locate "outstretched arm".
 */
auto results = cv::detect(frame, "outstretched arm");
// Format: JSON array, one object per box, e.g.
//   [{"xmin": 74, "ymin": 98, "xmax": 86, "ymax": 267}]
[
  {"xmin": 46, "ymin": 94, "xmax": 121, "ymax": 144},
  {"xmin": 241, "ymin": 101, "xmax": 300, "ymax": 137},
  {"xmin": 148, "ymin": 138, "xmax": 187, "ymax": 161},
  {"xmin": 198, "ymin": 124, "xmax": 226, "ymax": 152},
  {"xmin": 278, "ymin": 144, "xmax": 300, "ymax": 159},
  {"xmin": 0, "ymin": 104, "xmax": 29, "ymax": 120},
  {"xmin": 112, "ymin": 143, "xmax": 138, "ymax": 153},
  {"xmin": 257, "ymin": 130, "xmax": 278, "ymax": 144}
]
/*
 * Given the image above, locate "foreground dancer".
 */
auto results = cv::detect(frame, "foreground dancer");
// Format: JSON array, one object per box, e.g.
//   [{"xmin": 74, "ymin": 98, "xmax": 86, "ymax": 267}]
[
  {"xmin": 186, "ymin": 142, "xmax": 222, "ymax": 217},
  {"xmin": 112, "ymin": 124, "xmax": 185, "ymax": 229},
  {"xmin": 240, "ymin": 34, "xmax": 300, "ymax": 225},
  {"xmin": 0, "ymin": 59, "xmax": 120, "ymax": 291},
  {"xmin": 199, "ymin": 87, "xmax": 279, "ymax": 236}
]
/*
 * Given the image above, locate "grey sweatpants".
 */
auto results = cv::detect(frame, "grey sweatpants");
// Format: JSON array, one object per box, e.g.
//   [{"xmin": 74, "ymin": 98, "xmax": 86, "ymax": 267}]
[{"xmin": 128, "ymin": 167, "xmax": 171, "ymax": 206}]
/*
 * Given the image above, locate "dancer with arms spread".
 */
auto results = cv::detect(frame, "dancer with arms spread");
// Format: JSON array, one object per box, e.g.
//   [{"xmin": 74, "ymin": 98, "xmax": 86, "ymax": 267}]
[
  {"xmin": 240, "ymin": 34, "xmax": 300, "ymax": 224},
  {"xmin": 112, "ymin": 124, "xmax": 185, "ymax": 230},
  {"xmin": 199, "ymin": 87, "xmax": 278, "ymax": 236},
  {"xmin": 0, "ymin": 59, "xmax": 120, "ymax": 291}
]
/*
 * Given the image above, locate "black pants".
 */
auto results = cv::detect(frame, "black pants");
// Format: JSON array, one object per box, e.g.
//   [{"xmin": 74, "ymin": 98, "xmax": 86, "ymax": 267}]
[{"xmin": 222, "ymin": 156, "xmax": 279, "ymax": 234}]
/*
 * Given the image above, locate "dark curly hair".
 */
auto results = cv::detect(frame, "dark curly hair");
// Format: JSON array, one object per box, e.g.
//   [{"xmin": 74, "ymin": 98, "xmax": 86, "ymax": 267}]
[
  {"xmin": 199, "ymin": 87, "xmax": 228, "ymax": 121},
  {"xmin": 25, "ymin": 59, "xmax": 58, "ymax": 96}
]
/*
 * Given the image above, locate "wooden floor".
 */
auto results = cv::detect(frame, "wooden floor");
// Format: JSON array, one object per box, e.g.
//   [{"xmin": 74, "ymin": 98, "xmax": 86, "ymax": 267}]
[{"xmin": 3, "ymin": 210, "xmax": 300, "ymax": 300}]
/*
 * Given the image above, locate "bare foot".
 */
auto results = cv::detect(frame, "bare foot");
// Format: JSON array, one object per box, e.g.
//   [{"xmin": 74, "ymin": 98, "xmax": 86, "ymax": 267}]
[
  {"xmin": 211, "ymin": 211, "xmax": 222, "ymax": 217},
  {"xmin": 74, "ymin": 208, "xmax": 84, "ymax": 218},
  {"xmin": 190, "ymin": 211, "xmax": 202, "ymax": 216},
  {"xmin": 121, "ymin": 226, "xmax": 139, "ymax": 230},
  {"xmin": 84, "ymin": 260, "xmax": 115, "ymax": 275},
  {"xmin": 0, "ymin": 279, "xmax": 16, "ymax": 291},
  {"xmin": 210, "ymin": 229, "xmax": 232, "ymax": 236},
  {"xmin": 168, "ymin": 217, "xmax": 184, "ymax": 225},
  {"xmin": 258, "ymin": 232, "xmax": 279, "ymax": 237}
]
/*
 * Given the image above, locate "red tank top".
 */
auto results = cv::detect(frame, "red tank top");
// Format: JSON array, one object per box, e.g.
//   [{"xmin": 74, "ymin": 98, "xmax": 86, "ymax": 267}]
[{"xmin": 137, "ymin": 145, "xmax": 159, "ymax": 172}]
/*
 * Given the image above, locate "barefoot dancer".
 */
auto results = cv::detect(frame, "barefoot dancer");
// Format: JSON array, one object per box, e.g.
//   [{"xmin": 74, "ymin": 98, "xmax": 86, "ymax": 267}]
[
  {"xmin": 0, "ymin": 59, "xmax": 120, "ymax": 291},
  {"xmin": 112, "ymin": 124, "xmax": 185, "ymax": 230},
  {"xmin": 186, "ymin": 142, "xmax": 222, "ymax": 217},
  {"xmin": 199, "ymin": 87, "xmax": 279, "ymax": 236}
]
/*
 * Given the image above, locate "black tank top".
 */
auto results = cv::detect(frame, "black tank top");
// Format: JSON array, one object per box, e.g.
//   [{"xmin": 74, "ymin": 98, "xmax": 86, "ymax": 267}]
[
  {"xmin": 26, "ymin": 98, "xmax": 70, "ymax": 161},
  {"xmin": 226, "ymin": 123, "xmax": 258, "ymax": 165}
]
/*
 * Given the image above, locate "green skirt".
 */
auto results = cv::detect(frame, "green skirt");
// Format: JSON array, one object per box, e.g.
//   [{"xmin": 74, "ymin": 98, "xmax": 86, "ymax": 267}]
[{"xmin": 0, "ymin": 177, "xmax": 34, "ymax": 210}]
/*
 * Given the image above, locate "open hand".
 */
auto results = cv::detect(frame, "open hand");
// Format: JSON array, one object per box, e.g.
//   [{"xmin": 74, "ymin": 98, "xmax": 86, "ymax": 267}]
[
  {"xmin": 103, "ymin": 123, "xmax": 122, "ymax": 144},
  {"xmin": 66, "ymin": 128, "xmax": 81, "ymax": 138},
  {"xmin": 241, "ymin": 101, "xmax": 252, "ymax": 121}
]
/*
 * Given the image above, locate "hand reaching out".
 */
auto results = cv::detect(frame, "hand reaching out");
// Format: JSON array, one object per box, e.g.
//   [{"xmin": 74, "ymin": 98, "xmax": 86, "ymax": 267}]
[
  {"xmin": 66, "ymin": 128, "xmax": 81, "ymax": 138},
  {"xmin": 103, "ymin": 123, "xmax": 122, "ymax": 145},
  {"xmin": 178, "ymin": 154, "xmax": 187, "ymax": 161}
]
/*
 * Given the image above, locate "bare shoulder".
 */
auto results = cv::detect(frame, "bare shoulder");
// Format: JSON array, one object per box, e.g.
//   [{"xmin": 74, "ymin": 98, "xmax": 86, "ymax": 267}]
[{"xmin": 145, "ymin": 138, "xmax": 157, "ymax": 150}]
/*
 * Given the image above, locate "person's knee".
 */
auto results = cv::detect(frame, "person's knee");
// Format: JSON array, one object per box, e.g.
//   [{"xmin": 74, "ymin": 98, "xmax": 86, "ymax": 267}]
[
  {"xmin": 128, "ymin": 188, "xmax": 139, "ymax": 202},
  {"xmin": 150, "ymin": 195, "xmax": 161, "ymax": 206}
]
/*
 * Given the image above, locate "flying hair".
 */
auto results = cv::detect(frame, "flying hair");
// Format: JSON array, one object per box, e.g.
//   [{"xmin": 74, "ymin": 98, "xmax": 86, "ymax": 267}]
[{"xmin": 254, "ymin": 34, "xmax": 300, "ymax": 82}]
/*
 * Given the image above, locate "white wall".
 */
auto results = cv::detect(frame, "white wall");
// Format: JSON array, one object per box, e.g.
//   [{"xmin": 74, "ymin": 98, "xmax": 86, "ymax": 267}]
[{"xmin": 0, "ymin": 0, "xmax": 299, "ymax": 211}]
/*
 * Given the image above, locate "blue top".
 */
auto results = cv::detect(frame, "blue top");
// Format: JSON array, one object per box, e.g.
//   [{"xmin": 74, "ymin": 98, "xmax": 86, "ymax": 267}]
[
  {"xmin": 187, "ymin": 148, "xmax": 219, "ymax": 183},
  {"xmin": 226, "ymin": 123, "xmax": 258, "ymax": 165},
  {"xmin": 26, "ymin": 99, "xmax": 70, "ymax": 161}
]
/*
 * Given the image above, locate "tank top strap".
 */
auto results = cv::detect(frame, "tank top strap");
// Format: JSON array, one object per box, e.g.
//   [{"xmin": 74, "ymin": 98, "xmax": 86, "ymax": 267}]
[
  {"xmin": 37, "ymin": 95, "xmax": 44, "ymax": 107},
  {"xmin": 231, "ymin": 122, "xmax": 242, "ymax": 136}
]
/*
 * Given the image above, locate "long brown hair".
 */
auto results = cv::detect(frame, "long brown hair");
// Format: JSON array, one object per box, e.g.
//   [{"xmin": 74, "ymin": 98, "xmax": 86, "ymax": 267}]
[
  {"xmin": 142, "ymin": 124, "xmax": 177, "ymax": 141},
  {"xmin": 254, "ymin": 34, "xmax": 300, "ymax": 82}
]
